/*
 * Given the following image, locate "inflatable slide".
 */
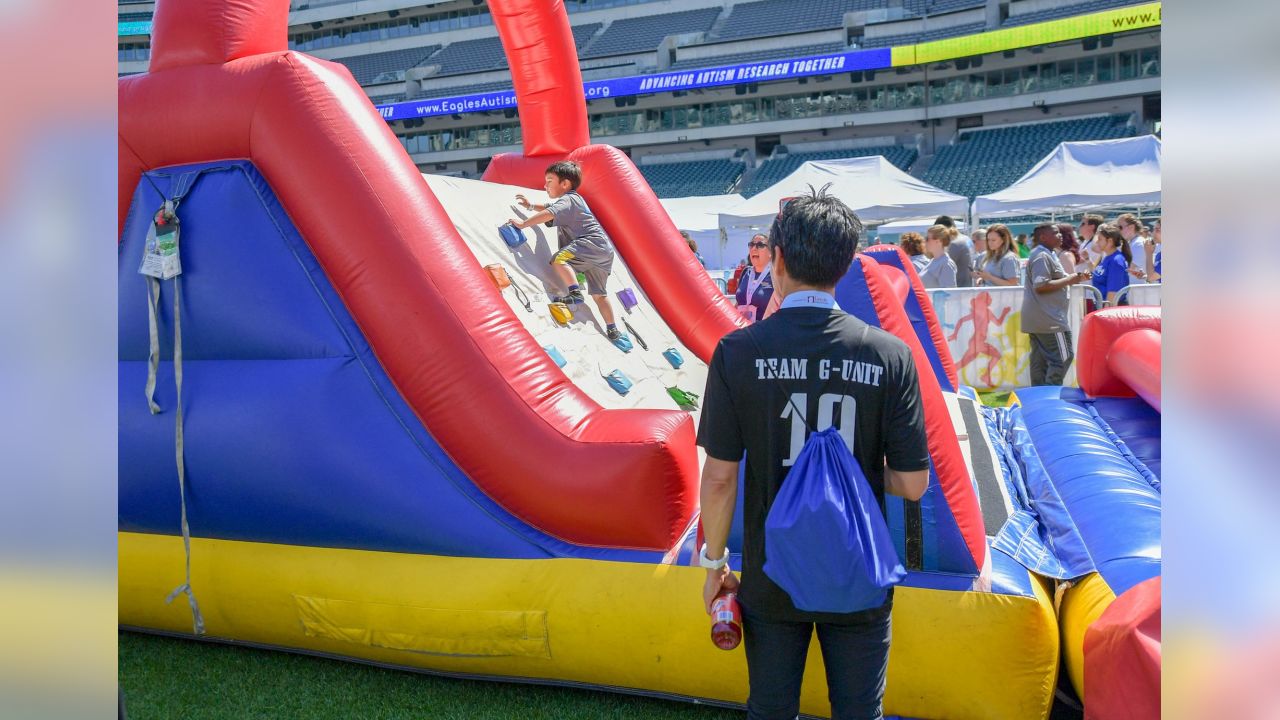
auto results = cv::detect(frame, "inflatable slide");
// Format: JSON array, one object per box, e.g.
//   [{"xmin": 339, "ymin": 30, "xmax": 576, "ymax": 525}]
[
  {"xmin": 119, "ymin": 1, "xmax": 1062, "ymax": 718},
  {"xmin": 1003, "ymin": 307, "xmax": 1162, "ymax": 719}
]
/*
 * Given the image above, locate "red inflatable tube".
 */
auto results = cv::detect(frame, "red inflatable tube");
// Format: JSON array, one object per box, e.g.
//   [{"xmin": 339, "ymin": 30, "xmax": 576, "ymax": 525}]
[
  {"xmin": 860, "ymin": 258, "xmax": 986, "ymax": 569},
  {"xmin": 119, "ymin": 0, "xmax": 698, "ymax": 551},
  {"xmin": 1083, "ymin": 576, "xmax": 1161, "ymax": 720},
  {"xmin": 862, "ymin": 245, "xmax": 960, "ymax": 391},
  {"xmin": 488, "ymin": 0, "xmax": 589, "ymax": 156},
  {"xmin": 1108, "ymin": 328, "xmax": 1162, "ymax": 413},
  {"xmin": 1077, "ymin": 307, "xmax": 1162, "ymax": 405}
]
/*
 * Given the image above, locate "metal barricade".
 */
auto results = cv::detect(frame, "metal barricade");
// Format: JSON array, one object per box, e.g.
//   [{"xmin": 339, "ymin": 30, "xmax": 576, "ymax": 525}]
[
  {"xmin": 712, "ymin": 278, "xmax": 728, "ymax": 295},
  {"xmin": 1078, "ymin": 284, "xmax": 1104, "ymax": 308},
  {"xmin": 1115, "ymin": 282, "xmax": 1161, "ymax": 307}
]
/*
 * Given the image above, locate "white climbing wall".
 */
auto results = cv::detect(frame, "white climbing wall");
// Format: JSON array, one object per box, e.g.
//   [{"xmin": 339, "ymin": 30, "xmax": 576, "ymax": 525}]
[{"xmin": 424, "ymin": 173, "xmax": 709, "ymax": 425}]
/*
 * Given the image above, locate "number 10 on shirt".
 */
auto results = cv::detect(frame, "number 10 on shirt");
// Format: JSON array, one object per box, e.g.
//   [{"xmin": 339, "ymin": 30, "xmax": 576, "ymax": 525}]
[{"xmin": 780, "ymin": 393, "xmax": 856, "ymax": 467}]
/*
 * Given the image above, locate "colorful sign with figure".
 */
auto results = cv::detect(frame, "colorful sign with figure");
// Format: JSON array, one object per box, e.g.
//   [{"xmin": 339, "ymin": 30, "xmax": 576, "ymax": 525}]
[{"xmin": 928, "ymin": 286, "xmax": 1087, "ymax": 391}]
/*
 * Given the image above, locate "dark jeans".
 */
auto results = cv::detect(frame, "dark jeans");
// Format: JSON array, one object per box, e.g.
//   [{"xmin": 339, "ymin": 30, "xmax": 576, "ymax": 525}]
[
  {"xmin": 1028, "ymin": 330, "xmax": 1074, "ymax": 386},
  {"xmin": 742, "ymin": 601, "xmax": 892, "ymax": 720}
]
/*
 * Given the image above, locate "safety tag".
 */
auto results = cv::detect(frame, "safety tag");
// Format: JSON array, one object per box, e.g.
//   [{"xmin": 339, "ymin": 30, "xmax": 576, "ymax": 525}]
[{"xmin": 140, "ymin": 201, "xmax": 182, "ymax": 280}]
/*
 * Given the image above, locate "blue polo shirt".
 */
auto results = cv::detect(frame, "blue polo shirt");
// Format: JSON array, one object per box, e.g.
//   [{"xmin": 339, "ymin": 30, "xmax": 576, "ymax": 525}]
[{"xmin": 1092, "ymin": 250, "xmax": 1130, "ymax": 298}]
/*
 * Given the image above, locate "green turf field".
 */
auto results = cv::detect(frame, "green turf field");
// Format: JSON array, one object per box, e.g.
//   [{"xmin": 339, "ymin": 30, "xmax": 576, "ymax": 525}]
[{"xmin": 118, "ymin": 632, "xmax": 740, "ymax": 720}]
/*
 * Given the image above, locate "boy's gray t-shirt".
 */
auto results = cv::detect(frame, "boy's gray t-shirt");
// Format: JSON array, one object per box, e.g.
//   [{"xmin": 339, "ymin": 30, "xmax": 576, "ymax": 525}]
[
  {"xmin": 547, "ymin": 192, "xmax": 614, "ymax": 263},
  {"xmin": 1021, "ymin": 245, "xmax": 1070, "ymax": 334}
]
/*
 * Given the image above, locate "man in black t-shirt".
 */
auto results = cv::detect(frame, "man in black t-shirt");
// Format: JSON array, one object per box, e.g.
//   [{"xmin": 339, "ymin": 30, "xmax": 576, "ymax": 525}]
[{"xmin": 696, "ymin": 188, "xmax": 930, "ymax": 720}]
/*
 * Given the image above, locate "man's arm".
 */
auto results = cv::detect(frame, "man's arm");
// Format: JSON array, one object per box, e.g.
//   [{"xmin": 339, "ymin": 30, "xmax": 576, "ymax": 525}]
[
  {"xmin": 1035, "ymin": 272, "xmax": 1089, "ymax": 294},
  {"xmin": 694, "ymin": 342, "xmax": 745, "ymax": 612},
  {"xmin": 699, "ymin": 456, "xmax": 741, "ymax": 613},
  {"xmin": 700, "ymin": 457, "xmax": 739, "ymax": 560},
  {"xmin": 884, "ymin": 467, "xmax": 928, "ymax": 502}
]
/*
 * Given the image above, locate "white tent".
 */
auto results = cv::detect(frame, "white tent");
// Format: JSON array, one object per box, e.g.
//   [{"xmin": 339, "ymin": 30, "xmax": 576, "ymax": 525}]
[
  {"xmin": 973, "ymin": 135, "xmax": 1162, "ymax": 219},
  {"xmin": 719, "ymin": 156, "xmax": 969, "ymax": 233},
  {"xmin": 876, "ymin": 217, "xmax": 967, "ymax": 235},
  {"xmin": 658, "ymin": 194, "xmax": 746, "ymax": 272}
]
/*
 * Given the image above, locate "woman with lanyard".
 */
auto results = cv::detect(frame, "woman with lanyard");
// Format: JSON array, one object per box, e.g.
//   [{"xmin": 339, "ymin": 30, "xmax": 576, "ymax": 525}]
[
  {"xmin": 735, "ymin": 233, "xmax": 775, "ymax": 323},
  {"xmin": 1091, "ymin": 223, "xmax": 1132, "ymax": 307}
]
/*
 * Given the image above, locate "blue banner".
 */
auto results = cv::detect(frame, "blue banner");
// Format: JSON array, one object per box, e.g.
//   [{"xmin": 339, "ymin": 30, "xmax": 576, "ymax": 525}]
[
  {"xmin": 376, "ymin": 48, "xmax": 892, "ymax": 122},
  {"xmin": 119, "ymin": 20, "xmax": 152, "ymax": 37}
]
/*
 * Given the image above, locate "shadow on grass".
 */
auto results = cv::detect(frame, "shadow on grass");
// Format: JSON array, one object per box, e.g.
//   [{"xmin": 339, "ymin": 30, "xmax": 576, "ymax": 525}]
[{"xmin": 119, "ymin": 632, "xmax": 741, "ymax": 720}]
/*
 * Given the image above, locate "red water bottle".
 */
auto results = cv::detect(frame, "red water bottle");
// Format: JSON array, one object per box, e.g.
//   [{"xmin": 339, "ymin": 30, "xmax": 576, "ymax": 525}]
[{"xmin": 710, "ymin": 590, "xmax": 742, "ymax": 650}]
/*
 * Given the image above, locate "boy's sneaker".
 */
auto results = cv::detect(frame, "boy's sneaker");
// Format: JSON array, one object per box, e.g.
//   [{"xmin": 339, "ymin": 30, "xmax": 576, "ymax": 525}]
[
  {"xmin": 558, "ymin": 289, "xmax": 586, "ymax": 305},
  {"xmin": 608, "ymin": 328, "xmax": 633, "ymax": 353}
]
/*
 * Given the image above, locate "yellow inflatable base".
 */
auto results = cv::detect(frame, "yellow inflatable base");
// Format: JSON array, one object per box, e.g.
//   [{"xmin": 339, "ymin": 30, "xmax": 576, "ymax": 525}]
[
  {"xmin": 120, "ymin": 532, "xmax": 1059, "ymax": 719},
  {"xmin": 1058, "ymin": 572, "xmax": 1118, "ymax": 702}
]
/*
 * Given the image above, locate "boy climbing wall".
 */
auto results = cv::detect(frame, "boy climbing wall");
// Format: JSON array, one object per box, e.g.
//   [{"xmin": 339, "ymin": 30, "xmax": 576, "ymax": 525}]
[{"xmin": 508, "ymin": 161, "xmax": 626, "ymax": 344}]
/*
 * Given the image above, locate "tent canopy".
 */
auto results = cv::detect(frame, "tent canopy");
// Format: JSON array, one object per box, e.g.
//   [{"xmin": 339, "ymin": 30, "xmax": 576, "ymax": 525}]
[
  {"xmin": 719, "ymin": 156, "xmax": 968, "ymax": 232},
  {"xmin": 659, "ymin": 193, "xmax": 743, "ymax": 232},
  {"xmin": 876, "ymin": 217, "xmax": 967, "ymax": 235},
  {"xmin": 973, "ymin": 135, "xmax": 1161, "ymax": 219},
  {"xmin": 658, "ymin": 193, "xmax": 748, "ymax": 273}
]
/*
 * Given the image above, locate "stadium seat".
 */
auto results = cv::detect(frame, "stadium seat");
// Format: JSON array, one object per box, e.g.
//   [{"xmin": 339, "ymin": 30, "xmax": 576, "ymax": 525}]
[
  {"xmin": 432, "ymin": 23, "xmax": 600, "ymax": 76},
  {"xmin": 922, "ymin": 114, "xmax": 1138, "ymax": 198},
  {"xmin": 861, "ymin": 21, "xmax": 987, "ymax": 48},
  {"xmin": 332, "ymin": 46, "xmax": 442, "ymax": 85},
  {"xmin": 583, "ymin": 9, "xmax": 721, "ymax": 59},
  {"xmin": 714, "ymin": 0, "xmax": 889, "ymax": 43},
  {"xmin": 669, "ymin": 42, "xmax": 847, "ymax": 72},
  {"xmin": 637, "ymin": 159, "xmax": 746, "ymax": 198},
  {"xmin": 1004, "ymin": 0, "xmax": 1148, "ymax": 27}
]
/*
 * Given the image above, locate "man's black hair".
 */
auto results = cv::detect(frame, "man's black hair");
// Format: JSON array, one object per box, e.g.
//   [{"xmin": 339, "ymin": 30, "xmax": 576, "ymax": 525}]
[
  {"xmin": 1032, "ymin": 222, "xmax": 1058, "ymax": 244},
  {"xmin": 545, "ymin": 160, "xmax": 582, "ymax": 191},
  {"xmin": 933, "ymin": 215, "xmax": 956, "ymax": 228},
  {"xmin": 769, "ymin": 184, "xmax": 861, "ymax": 287}
]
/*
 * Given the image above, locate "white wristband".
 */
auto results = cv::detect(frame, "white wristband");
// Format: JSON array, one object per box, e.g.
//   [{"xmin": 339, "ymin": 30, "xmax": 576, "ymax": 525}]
[{"xmin": 699, "ymin": 543, "xmax": 730, "ymax": 570}]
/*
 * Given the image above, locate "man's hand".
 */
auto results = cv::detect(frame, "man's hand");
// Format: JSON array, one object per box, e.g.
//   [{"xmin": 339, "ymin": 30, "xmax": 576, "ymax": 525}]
[
  {"xmin": 515, "ymin": 193, "xmax": 532, "ymax": 210},
  {"xmin": 507, "ymin": 218, "xmax": 524, "ymax": 230},
  {"xmin": 703, "ymin": 565, "xmax": 740, "ymax": 615}
]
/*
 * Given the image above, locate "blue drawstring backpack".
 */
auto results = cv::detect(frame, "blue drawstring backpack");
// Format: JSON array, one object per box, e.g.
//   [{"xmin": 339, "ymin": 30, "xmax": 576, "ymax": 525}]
[
  {"xmin": 752, "ymin": 326, "xmax": 906, "ymax": 614},
  {"xmin": 763, "ymin": 427, "xmax": 906, "ymax": 613}
]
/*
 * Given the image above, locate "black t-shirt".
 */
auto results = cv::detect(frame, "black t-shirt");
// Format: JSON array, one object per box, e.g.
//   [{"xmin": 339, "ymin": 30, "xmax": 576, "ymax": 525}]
[{"xmin": 696, "ymin": 306, "xmax": 930, "ymax": 623}]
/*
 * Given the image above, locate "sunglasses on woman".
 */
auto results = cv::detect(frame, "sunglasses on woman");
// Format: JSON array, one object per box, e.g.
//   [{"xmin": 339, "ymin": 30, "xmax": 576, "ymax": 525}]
[{"xmin": 748, "ymin": 241, "xmax": 768, "ymax": 249}]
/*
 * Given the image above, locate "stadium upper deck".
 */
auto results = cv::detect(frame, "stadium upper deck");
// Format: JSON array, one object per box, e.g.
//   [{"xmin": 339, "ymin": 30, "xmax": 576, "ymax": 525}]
[{"xmin": 119, "ymin": 0, "xmax": 1160, "ymax": 197}]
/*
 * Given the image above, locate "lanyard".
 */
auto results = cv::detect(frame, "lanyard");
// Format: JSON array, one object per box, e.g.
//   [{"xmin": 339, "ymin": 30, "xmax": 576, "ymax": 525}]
[{"xmin": 744, "ymin": 265, "xmax": 771, "ymax": 302}]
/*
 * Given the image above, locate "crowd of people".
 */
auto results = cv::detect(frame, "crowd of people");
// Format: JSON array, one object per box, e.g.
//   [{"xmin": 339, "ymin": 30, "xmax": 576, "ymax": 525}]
[
  {"xmin": 719, "ymin": 210, "xmax": 1161, "ymax": 389},
  {"xmin": 896, "ymin": 213, "xmax": 1162, "ymax": 300}
]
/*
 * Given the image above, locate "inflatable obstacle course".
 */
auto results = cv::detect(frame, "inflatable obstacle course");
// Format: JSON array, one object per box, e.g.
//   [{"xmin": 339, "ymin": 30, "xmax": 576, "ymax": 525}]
[{"xmin": 109, "ymin": 1, "xmax": 1189, "ymax": 718}]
